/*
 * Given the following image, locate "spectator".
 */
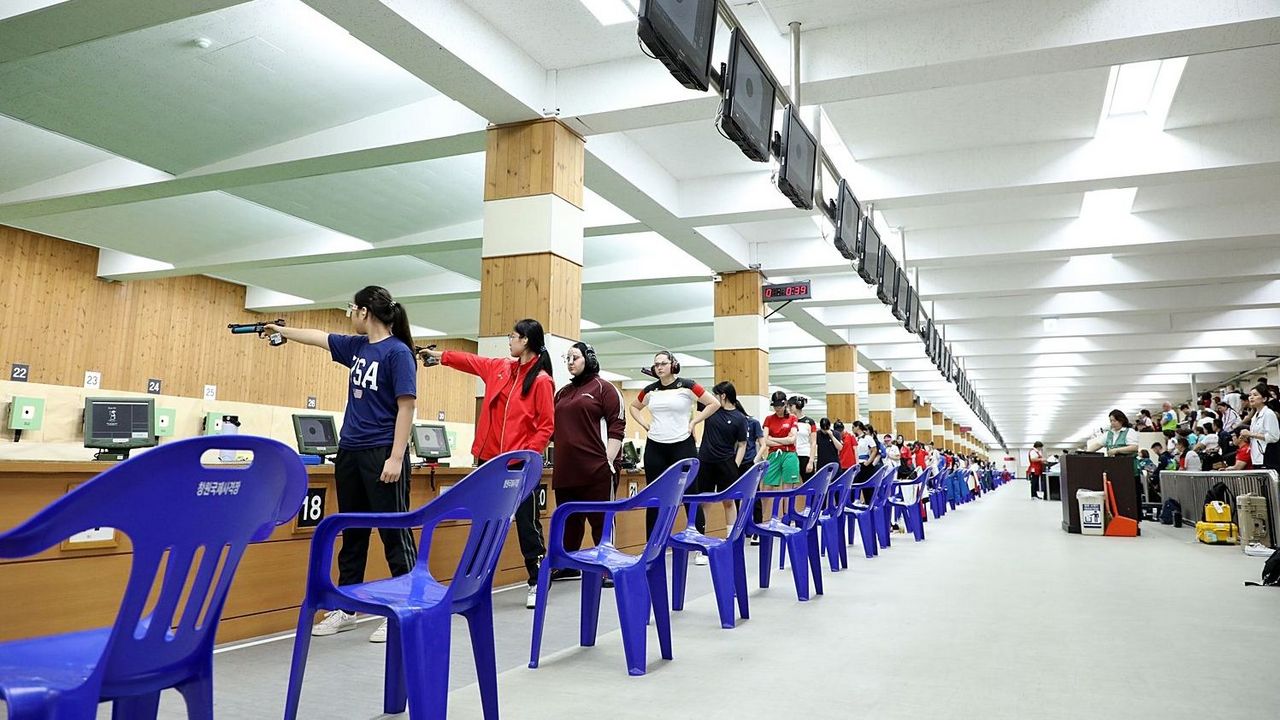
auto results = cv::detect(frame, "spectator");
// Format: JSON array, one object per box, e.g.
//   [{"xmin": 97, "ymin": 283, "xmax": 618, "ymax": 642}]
[
  {"xmin": 1136, "ymin": 409, "xmax": 1156, "ymax": 432},
  {"xmin": 1216, "ymin": 430, "xmax": 1252, "ymax": 471},
  {"xmin": 1222, "ymin": 384, "xmax": 1243, "ymax": 414},
  {"xmin": 1160, "ymin": 402, "xmax": 1178, "ymax": 432},
  {"xmin": 1241, "ymin": 386, "xmax": 1280, "ymax": 470},
  {"xmin": 1217, "ymin": 400, "xmax": 1242, "ymax": 432}
]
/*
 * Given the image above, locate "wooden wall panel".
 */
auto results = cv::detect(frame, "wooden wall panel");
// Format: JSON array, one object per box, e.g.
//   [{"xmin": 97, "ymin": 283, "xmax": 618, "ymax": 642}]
[
  {"xmin": 713, "ymin": 270, "xmax": 763, "ymax": 317},
  {"xmin": 824, "ymin": 345, "xmax": 856, "ymax": 372},
  {"xmin": 478, "ymin": 252, "xmax": 582, "ymax": 340},
  {"xmin": 483, "ymin": 118, "xmax": 584, "ymax": 209},
  {"xmin": 713, "ymin": 348, "xmax": 769, "ymax": 397},
  {"xmin": 0, "ymin": 227, "xmax": 477, "ymax": 427},
  {"xmin": 826, "ymin": 394, "xmax": 858, "ymax": 423}
]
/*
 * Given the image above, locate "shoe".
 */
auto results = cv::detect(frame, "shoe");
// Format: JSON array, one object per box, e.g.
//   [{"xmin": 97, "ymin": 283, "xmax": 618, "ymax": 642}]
[
  {"xmin": 694, "ymin": 554, "xmax": 708, "ymax": 566},
  {"xmin": 369, "ymin": 619, "xmax": 388, "ymax": 643},
  {"xmin": 311, "ymin": 610, "xmax": 356, "ymax": 637},
  {"xmin": 550, "ymin": 568, "xmax": 581, "ymax": 582},
  {"xmin": 602, "ymin": 576, "xmax": 614, "ymax": 589},
  {"xmin": 526, "ymin": 584, "xmax": 538, "ymax": 609}
]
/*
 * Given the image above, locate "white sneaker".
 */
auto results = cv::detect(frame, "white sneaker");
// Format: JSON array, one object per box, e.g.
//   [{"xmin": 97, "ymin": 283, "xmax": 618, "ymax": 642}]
[
  {"xmin": 526, "ymin": 584, "xmax": 538, "ymax": 609},
  {"xmin": 369, "ymin": 619, "xmax": 388, "ymax": 643},
  {"xmin": 694, "ymin": 554, "xmax": 708, "ymax": 566},
  {"xmin": 311, "ymin": 610, "xmax": 356, "ymax": 637}
]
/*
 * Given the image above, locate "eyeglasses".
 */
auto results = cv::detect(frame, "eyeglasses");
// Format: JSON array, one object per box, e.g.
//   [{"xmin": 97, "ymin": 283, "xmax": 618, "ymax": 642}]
[
  {"xmin": 653, "ymin": 361, "xmax": 671, "ymax": 367},
  {"xmin": 508, "ymin": 333, "xmax": 523, "ymax": 341}
]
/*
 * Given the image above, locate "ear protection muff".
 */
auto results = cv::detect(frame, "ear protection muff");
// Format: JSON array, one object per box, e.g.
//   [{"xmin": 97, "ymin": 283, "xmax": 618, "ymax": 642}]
[
  {"xmin": 581, "ymin": 343, "xmax": 600, "ymax": 374},
  {"xmin": 652, "ymin": 350, "xmax": 680, "ymax": 376}
]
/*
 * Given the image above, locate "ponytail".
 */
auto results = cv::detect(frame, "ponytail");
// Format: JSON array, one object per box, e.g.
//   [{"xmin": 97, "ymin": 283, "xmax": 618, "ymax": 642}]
[
  {"xmin": 354, "ymin": 285, "xmax": 418, "ymax": 366},
  {"xmin": 513, "ymin": 318, "xmax": 553, "ymax": 396}
]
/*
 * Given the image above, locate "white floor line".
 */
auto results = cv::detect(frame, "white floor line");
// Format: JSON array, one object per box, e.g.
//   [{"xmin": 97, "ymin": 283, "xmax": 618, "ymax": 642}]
[{"xmin": 212, "ymin": 580, "xmax": 531, "ymax": 654}]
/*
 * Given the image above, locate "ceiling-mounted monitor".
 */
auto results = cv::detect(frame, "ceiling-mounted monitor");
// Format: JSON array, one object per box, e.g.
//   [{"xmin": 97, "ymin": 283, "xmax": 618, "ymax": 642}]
[
  {"xmin": 856, "ymin": 221, "xmax": 882, "ymax": 284},
  {"xmin": 833, "ymin": 178, "xmax": 860, "ymax": 261},
  {"xmin": 877, "ymin": 246, "xmax": 899, "ymax": 305},
  {"xmin": 892, "ymin": 268, "xmax": 913, "ymax": 327},
  {"xmin": 919, "ymin": 311, "xmax": 932, "ymax": 343},
  {"xmin": 637, "ymin": 0, "xmax": 717, "ymax": 91},
  {"xmin": 776, "ymin": 104, "xmax": 816, "ymax": 210},
  {"xmin": 716, "ymin": 28, "xmax": 776, "ymax": 163}
]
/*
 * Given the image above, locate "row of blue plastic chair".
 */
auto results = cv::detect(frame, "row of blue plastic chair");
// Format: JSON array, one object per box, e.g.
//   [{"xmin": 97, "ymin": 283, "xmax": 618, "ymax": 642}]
[{"xmin": 0, "ymin": 435, "xmax": 1011, "ymax": 719}]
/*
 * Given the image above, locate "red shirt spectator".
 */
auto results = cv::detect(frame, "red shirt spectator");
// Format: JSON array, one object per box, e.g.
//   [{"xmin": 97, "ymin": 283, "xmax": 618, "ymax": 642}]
[
  {"xmin": 763, "ymin": 413, "xmax": 798, "ymax": 453},
  {"xmin": 839, "ymin": 431, "xmax": 857, "ymax": 469}
]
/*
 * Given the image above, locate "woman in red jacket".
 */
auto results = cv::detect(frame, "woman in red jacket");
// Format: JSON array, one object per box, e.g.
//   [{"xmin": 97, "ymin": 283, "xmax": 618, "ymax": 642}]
[{"xmin": 421, "ymin": 318, "xmax": 554, "ymax": 609}]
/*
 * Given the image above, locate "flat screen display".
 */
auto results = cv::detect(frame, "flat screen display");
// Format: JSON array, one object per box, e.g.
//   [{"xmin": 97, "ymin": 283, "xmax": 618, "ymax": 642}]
[
  {"xmin": 833, "ymin": 178, "xmax": 860, "ymax": 261},
  {"xmin": 717, "ymin": 28, "xmax": 776, "ymax": 162},
  {"xmin": 857, "ymin": 221, "xmax": 882, "ymax": 284},
  {"xmin": 637, "ymin": 0, "xmax": 717, "ymax": 91},
  {"xmin": 293, "ymin": 414, "xmax": 339, "ymax": 456},
  {"xmin": 412, "ymin": 424, "xmax": 451, "ymax": 460},
  {"xmin": 877, "ymin": 246, "xmax": 899, "ymax": 305},
  {"xmin": 777, "ymin": 104, "xmax": 816, "ymax": 209},
  {"xmin": 892, "ymin": 268, "xmax": 911, "ymax": 323},
  {"xmin": 85, "ymin": 399, "xmax": 154, "ymax": 448}
]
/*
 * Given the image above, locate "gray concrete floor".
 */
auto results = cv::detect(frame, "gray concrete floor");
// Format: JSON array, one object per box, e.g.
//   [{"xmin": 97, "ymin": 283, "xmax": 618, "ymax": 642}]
[{"xmin": 5, "ymin": 482, "xmax": 1279, "ymax": 718}]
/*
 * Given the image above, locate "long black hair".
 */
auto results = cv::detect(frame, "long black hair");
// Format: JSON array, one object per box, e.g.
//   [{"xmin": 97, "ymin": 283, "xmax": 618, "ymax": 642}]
[
  {"xmin": 513, "ymin": 318, "xmax": 554, "ymax": 396},
  {"xmin": 712, "ymin": 381, "xmax": 738, "ymax": 407},
  {"xmin": 354, "ymin": 286, "xmax": 416, "ymax": 365}
]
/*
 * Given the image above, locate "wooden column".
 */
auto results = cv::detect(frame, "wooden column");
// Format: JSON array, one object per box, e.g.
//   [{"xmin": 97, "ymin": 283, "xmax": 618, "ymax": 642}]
[
  {"xmin": 868, "ymin": 370, "xmax": 893, "ymax": 437},
  {"xmin": 916, "ymin": 401, "xmax": 934, "ymax": 444},
  {"xmin": 932, "ymin": 410, "xmax": 945, "ymax": 449},
  {"xmin": 825, "ymin": 344, "xmax": 858, "ymax": 423},
  {"xmin": 944, "ymin": 418, "xmax": 955, "ymax": 452},
  {"xmin": 479, "ymin": 118, "xmax": 585, "ymax": 384},
  {"xmin": 895, "ymin": 389, "xmax": 917, "ymax": 442},
  {"xmin": 714, "ymin": 270, "xmax": 768, "ymax": 418}
]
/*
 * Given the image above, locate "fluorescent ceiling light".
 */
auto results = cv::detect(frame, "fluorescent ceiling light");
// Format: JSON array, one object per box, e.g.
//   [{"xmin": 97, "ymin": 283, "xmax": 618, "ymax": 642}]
[
  {"xmin": 410, "ymin": 324, "xmax": 446, "ymax": 338},
  {"xmin": 1042, "ymin": 317, "xmax": 1059, "ymax": 332},
  {"xmin": 580, "ymin": 318, "xmax": 601, "ymax": 330},
  {"xmin": 579, "ymin": 0, "xmax": 638, "ymax": 25},
  {"xmin": 1079, "ymin": 187, "xmax": 1137, "ymax": 221},
  {"xmin": 1098, "ymin": 57, "xmax": 1188, "ymax": 131}
]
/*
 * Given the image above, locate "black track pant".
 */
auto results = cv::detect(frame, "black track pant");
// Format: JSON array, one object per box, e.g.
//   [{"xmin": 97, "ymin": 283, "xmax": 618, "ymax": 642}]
[
  {"xmin": 644, "ymin": 437, "xmax": 698, "ymax": 536},
  {"xmin": 479, "ymin": 457, "xmax": 546, "ymax": 586},
  {"xmin": 335, "ymin": 447, "xmax": 418, "ymax": 592}
]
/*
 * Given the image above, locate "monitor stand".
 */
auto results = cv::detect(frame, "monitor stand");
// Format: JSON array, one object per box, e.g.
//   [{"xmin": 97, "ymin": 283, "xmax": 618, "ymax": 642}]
[{"xmin": 93, "ymin": 449, "xmax": 130, "ymax": 462}]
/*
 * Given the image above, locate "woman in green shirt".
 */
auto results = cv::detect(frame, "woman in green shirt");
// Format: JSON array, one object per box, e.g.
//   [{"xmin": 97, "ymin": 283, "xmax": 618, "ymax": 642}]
[{"xmin": 1101, "ymin": 409, "xmax": 1141, "ymax": 456}]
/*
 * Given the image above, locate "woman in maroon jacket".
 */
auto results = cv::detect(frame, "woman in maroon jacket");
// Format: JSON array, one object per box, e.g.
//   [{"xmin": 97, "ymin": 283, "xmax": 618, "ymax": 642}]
[
  {"xmin": 549, "ymin": 342, "xmax": 626, "ymax": 580},
  {"xmin": 421, "ymin": 318, "xmax": 554, "ymax": 609}
]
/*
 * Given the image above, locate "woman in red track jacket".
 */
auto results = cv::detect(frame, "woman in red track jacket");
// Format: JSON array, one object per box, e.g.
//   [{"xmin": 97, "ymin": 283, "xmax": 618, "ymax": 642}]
[{"xmin": 421, "ymin": 318, "xmax": 554, "ymax": 608}]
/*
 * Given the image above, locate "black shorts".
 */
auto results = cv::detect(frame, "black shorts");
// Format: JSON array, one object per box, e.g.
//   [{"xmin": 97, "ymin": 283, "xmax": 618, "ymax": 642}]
[{"xmin": 698, "ymin": 456, "xmax": 742, "ymax": 493}]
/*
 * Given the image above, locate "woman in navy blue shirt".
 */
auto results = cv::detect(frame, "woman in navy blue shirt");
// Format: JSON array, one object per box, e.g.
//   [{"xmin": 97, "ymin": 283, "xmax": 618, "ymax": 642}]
[{"xmin": 265, "ymin": 285, "xmax": 418, "ymax": 643}]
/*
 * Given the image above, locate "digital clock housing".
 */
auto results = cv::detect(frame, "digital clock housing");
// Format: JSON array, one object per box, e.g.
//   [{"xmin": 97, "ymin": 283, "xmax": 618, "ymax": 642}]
[{"xmin": 762, "ymin": 281, "xmax": 811, "ymax": 302}]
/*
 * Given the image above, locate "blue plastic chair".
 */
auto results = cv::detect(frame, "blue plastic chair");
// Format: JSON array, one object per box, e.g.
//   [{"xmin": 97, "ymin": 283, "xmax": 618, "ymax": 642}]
[
  {"xmin": 817, "ymin": 465, "xmax": 859, "ymax": 572},
  {"xmin": 928, "ymin": 468, "xmax": 949, "ymax": 519},
  {"xmin": 668, "ymin": 461, "xmax": 767, "ymax": 629},
  {"xmin": 889, "ymin": 470, "xmax": 929, "ymax": 542},
  {"xmin": 0, "ymin": 435, "xmax": 306, "ymax": 720},
  {"xmin": 753, "ymin": 464, "xmax": 836, "ymax": 601},
  {"xmin": 284, "ymin": 451, "xmax": 543, "ymax": 720},
  {"xmin": 844, "ymin": 464, "xmax": 894, "ymax": 558},
  {"xmin": 529, "ymin": 458, "xmax": 697, "ymax": 676}
]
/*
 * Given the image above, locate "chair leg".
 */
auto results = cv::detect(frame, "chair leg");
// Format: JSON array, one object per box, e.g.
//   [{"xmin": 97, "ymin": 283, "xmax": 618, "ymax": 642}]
[
  {"xmin": 821, "ymin": 519, "xmax": 840, "ymax": 572},
  {"xmin": 647, "ymin": 556, "xmax": 673, "ymax": 661},
  {"xmin": 612, "ymin": 571, "xmax": 651, "ymax": 676},
  {"xmin": 580, "ymin": 571, "xmax": 603, "ymax": 647},
  {"xmin": 706, "ymin": 546, "xmax": 737, "ymax": 629},
  {"xmin": 858, "ymin": 515, "xmax": 877, "ymax": 559},
  {"xmin": 384, "ymin": 615, "xmax": 407, "ymax": 715},
  {"xmin": 670, "ymin": 548, "xmax": 689, "ymax": 612},
  {"xmin": 778, "ymin": 535, "xmax": 787, "ymax": 570},
  {"xmin": 463, "ymin": 592, "xmax": 500, "ymax": 720},
  {"xmin": 112, "ymin": 691, "xmax": 161, "ymax": 719},
  {"xmin": 732, "ymin": 537, "xmax": 750, "ymax": 621},
  {"xmin": 528, "ymin": 562, "xmax": 554, "ymax": 669},
  {"xmin": 399, "ymin": 612, "xmax": 451, "ymax": 720},
  {"xmin": 757, "ymin": 535, "xmax": 774, "ymax": 589},
  {"xmin": 785, "ymin": 533, "xmax": 809, "ymax": 601},
  {"xmin": 807, "ymin": 529, "xmax": 824, "ymax": 596},
  {"xmin": 175, "ymin": 668, "xmax": 214, "ymax": 720},
  {"xmin": 284, "ymin": 604, "xmax": 317, "ymax": 720}
]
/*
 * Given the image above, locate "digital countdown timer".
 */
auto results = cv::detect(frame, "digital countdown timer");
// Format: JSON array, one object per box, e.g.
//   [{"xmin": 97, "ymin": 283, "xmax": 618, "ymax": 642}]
[{"xmin": 762, "ymin": 280, "xmax": 812, "ymax": 302}]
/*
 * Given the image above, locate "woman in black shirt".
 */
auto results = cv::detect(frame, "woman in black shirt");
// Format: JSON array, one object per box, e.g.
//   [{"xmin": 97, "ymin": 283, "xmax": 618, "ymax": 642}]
[{"xmin": 815, "ymin": 417, "xmax": 840, "ymax": 471}]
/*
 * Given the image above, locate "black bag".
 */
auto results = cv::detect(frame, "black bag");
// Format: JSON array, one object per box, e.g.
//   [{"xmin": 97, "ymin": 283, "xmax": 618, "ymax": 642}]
[
  {"xmin": 1203, "ymin": 481, "xmax": 1234, "ymax": 508},
  {"xmin": 1159, "ymin": 498, "xmax": 1181, "ymax": 525},
  {"xmin": 1245, "ymin": 547, "xmax": 1280, "ymax": 587}
]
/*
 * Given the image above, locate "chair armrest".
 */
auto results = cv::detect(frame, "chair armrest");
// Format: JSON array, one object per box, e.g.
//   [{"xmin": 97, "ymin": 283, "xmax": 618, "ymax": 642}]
[
  {"xmin": 549, "ymin": 499, "xmax": 633, "ymax": 550},
  {"xmin": 307, "ymin": 506, "xmax": 447, "ymax": 592}
]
